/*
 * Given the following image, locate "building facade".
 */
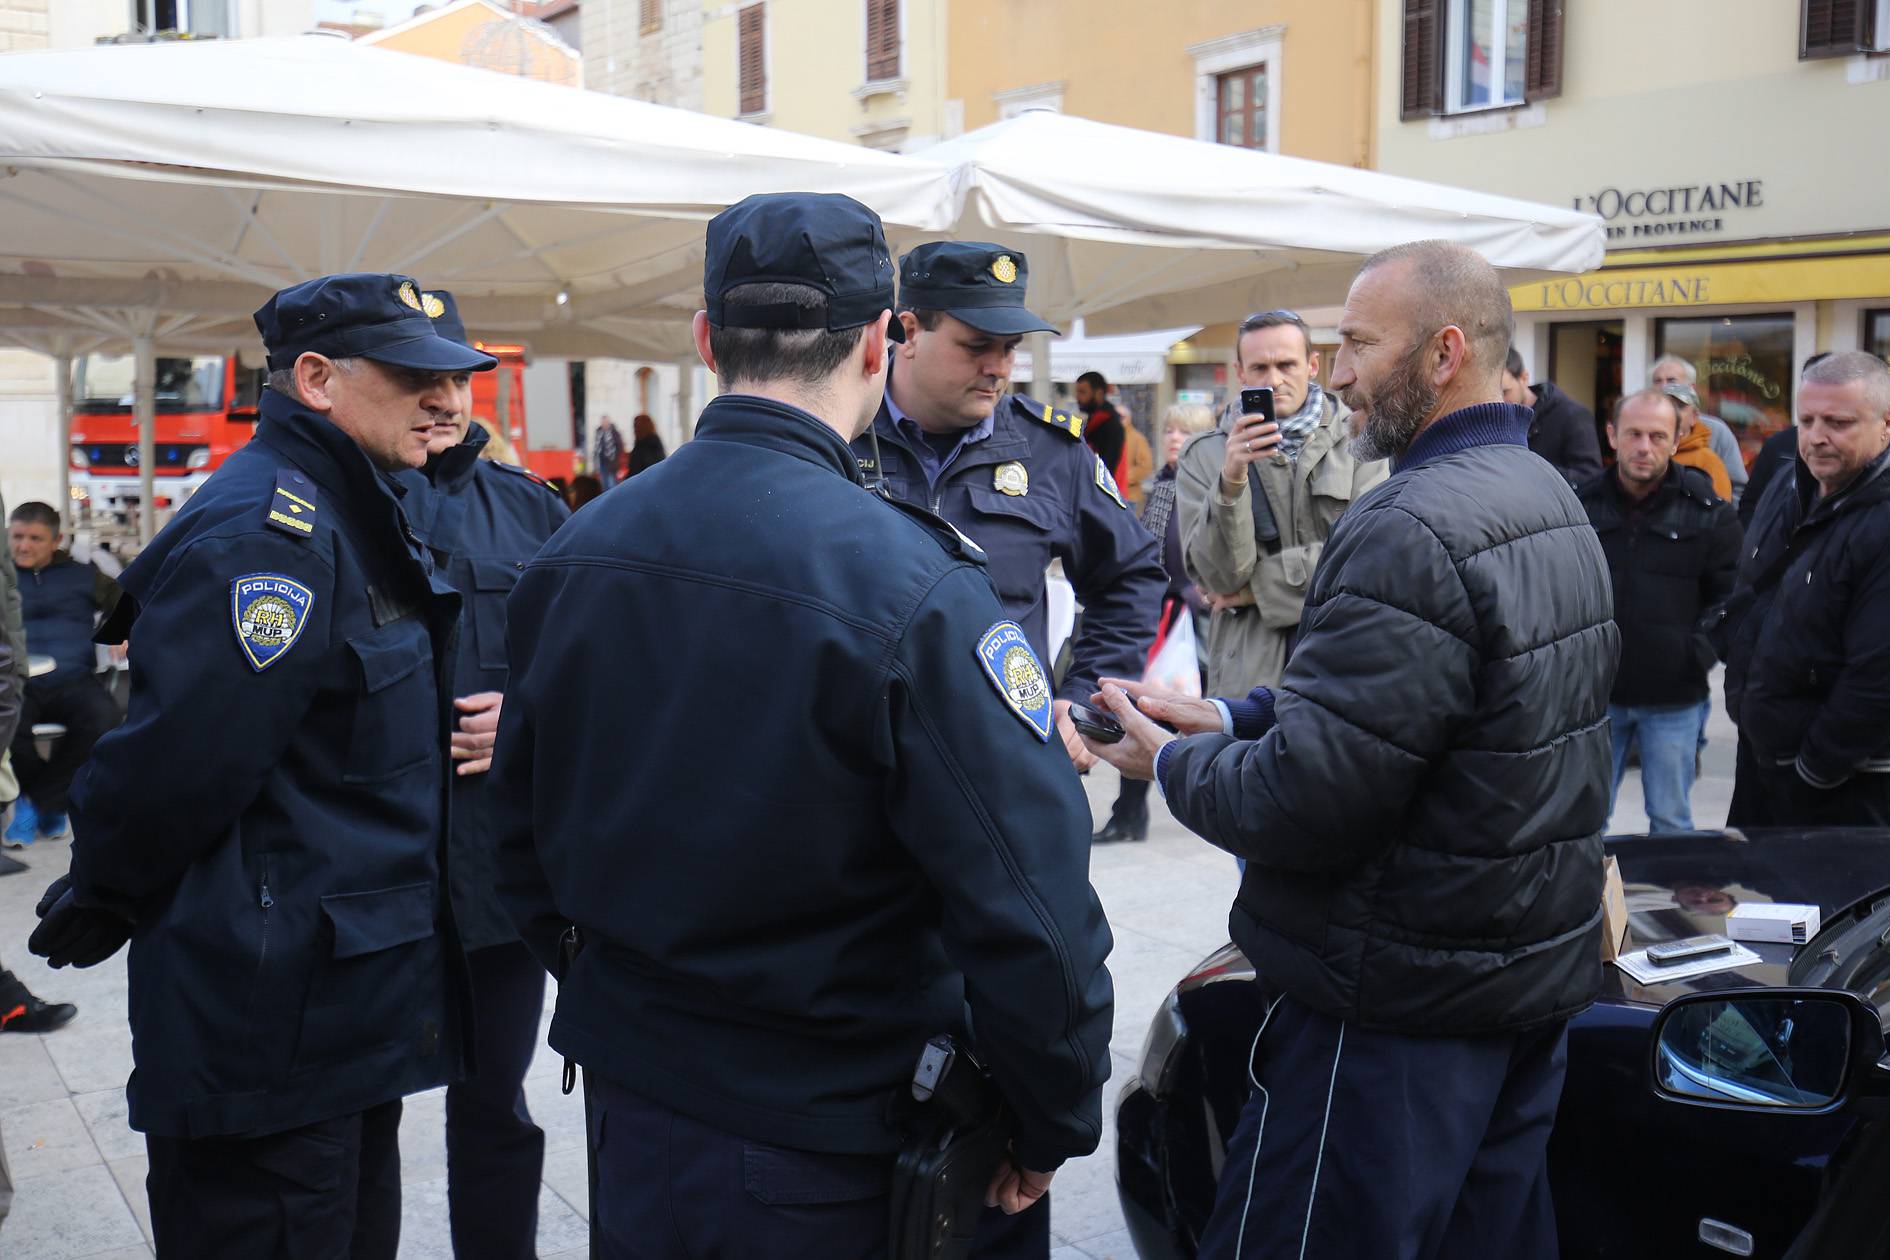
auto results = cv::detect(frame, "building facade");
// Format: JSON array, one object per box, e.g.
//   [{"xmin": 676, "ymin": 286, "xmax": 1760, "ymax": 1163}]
[
  {"xmin": 361, "ymin": 0, "xmax": 583, "ymax": 86},
  {"xmin": 1375, "ymin": 0, "xmax": 1890, "ymax": 462},
  {"xmin": 698, "ymin": 0, "xmax": 951, "ymax": 151}
]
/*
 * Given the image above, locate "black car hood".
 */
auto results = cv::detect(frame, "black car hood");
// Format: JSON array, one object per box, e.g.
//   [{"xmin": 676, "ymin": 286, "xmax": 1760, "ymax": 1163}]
[{"xmin": 1605, "ymin": 827, "xmax": 1890, "ymax": 1008}]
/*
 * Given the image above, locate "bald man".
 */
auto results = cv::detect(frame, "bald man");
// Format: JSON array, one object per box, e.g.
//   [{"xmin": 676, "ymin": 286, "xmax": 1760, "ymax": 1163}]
[{"xmin": 1085, "ymin": 241, "xmax": 1617, "ymax": 1259}]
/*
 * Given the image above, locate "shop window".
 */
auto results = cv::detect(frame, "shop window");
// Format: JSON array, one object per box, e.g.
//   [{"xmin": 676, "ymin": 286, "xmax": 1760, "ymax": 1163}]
[
  {"xmin": 1215, "ymin": 66, "xmax": 1270, "ymax": 149},
  {"xmin": 1864, "ymin": 309, "xmax": 1890, "ymax": 360},
  {"xmin": 866, "ymin": 0, "xmax": 900, "ymax": 83},
  {"xmin": 1401, "ymin": 0, "xmax": 1563, "ymax": 119},
  {"xmin": 738, "ymin": 5, "xmax": 767, "ymax": 117},
  {"xmin": 1798, "ymin": 0, "xmax": 1883, "ymax": 59},
  {"xmin": 1655, "ymin": 313, "xmax": 1797, "ymax": 468}
]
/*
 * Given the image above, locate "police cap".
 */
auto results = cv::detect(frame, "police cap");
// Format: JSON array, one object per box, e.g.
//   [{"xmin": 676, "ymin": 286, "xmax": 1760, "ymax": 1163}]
[
  {"xmin": 425, "ymin": 289, "xmax": 470, "ymax": 348},
  {"xmin": 898, "ymin": 242, "xmax": 1057, "ymax": 337},
  {"xmin": 704, "ymin": 192, "xmax": 905, "ymax": 342},
  {"xmin": 254, "ymin": 273, "xmax": 498, "ymax": 373}
]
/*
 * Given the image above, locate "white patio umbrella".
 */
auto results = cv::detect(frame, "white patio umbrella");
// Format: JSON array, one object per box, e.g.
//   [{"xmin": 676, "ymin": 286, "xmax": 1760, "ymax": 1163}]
[
  {"xmin": 0, "ymin": 33, "xmax": 957, "ymax": 534},
  {"xmin": 923, "ymin": 111, "xmax": 1605, "ymax": 333}
]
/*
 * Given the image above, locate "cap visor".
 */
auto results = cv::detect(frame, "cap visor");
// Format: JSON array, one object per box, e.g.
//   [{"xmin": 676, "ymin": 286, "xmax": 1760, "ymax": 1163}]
[
  {"xmin": 947, "ymin": 306, "xmax": 1058, "ymax": 336},
  {"xmin": 362, "ymin": 333, "xmax": 499, "ymax": 373}
]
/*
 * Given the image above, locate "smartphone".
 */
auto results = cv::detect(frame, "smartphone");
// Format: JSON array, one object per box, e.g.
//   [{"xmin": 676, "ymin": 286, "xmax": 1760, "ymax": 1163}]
[
  {"xmin": 1239, "ymin": 387, "xmax": 1276, "ymax": 422},
  {"xmin": 1645, "ymin": 934, "xmax": 1734, "ymax": 967},
  {"xmin": 1066, "ymin": 702, "xmax": 1125, "ymax": 745}
]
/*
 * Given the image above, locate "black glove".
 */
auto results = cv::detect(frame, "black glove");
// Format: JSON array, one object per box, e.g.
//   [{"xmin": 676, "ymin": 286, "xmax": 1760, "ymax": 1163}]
[{"xmin": 29, "ymin": 875, "xmax": 133, "ymax": 969}]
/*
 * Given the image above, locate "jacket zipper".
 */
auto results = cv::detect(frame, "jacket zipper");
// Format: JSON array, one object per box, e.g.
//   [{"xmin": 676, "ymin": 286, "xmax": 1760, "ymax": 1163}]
[{"xmin": 258, "ymin": 858, "xmax": 275, "ymax": 976}]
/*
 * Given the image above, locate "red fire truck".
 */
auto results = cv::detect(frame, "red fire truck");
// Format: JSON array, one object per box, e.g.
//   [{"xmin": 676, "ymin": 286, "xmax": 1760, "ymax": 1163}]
[{"xmin": 69, "ymin": 343, "xmax": 572, "ymax": 518}]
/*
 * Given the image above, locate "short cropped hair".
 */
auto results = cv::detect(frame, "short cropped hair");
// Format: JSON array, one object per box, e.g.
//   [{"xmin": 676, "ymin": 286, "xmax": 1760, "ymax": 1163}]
[
  {"xmin": 1651, "ymin": 354, "xmax": 1697, "ymax": 385},
  {"xmin": 710, "ymin": 283, "xmax": 866, "ymax": 388},
  {"xmin": 1802, "ymin": 350, "xmax": 1890, "ymax": 414},
  {"xmin": 1505, "ymin": 347, "xmax": 1525, "ymax": 378},
  {"xmin": 1076, "ymin": 370, "xmax": 1109, "ymax": 392},
  {"xmin": 896, "ymin": 305, "xmax": 947, "ymax": 333},
  {"xmin": 1236, "ymin": 311, "xmax": 1313, "ymax": 359},
  {"xmin": 266, "ymin": 355, "xmax": 361, "ymax": 403},
  {"xmin": 9, "ymin": 501, "xmax": 61, "ymax": 530},
  {"xmin": 1609, "ymin": 388, "xmax": 1682, "ymax": 436},
  {"xmin": 1358, "ymin": 240, "xmax": 1513, "ymax": 373}
]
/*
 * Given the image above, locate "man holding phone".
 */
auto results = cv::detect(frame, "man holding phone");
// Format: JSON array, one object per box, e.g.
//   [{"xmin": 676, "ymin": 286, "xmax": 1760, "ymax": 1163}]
[{"xmin": 1176, "ymin": 311, "xmax": 1386, "ymax": 696}]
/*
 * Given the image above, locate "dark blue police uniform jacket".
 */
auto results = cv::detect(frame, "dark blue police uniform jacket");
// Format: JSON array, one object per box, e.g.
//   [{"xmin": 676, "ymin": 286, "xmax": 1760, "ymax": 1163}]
[
  {"xmin": 398, "ymin": 424, "xmax": 568, "ymax": 952},
  {"xmin": 491, "ymin": 394, "xmax": 1115, "ymax": 1174},
  {"xmin": 68, "ymin": 389, "xmax": 471, "ymax": 1140},
  {"xmin": 851, "ymin": 391, "xmax": 1165, "ymax": 701}
]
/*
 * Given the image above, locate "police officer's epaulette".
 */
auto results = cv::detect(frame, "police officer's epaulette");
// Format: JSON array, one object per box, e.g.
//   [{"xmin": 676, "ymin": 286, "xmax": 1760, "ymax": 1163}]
[
  {"xmin": 488, "ymin": 461, "xmax": 563, "ymax": 497},
  {"xmin": 1012, "ymin": 394, "xmax": 1086, "ymax": 442},
  {"xmin": 880, "ymin": 495, "xmax": 988, "ymax": 566},
  {"xmin": 266, "ymin": 469, "xmax": 318, "ymax": 540}
]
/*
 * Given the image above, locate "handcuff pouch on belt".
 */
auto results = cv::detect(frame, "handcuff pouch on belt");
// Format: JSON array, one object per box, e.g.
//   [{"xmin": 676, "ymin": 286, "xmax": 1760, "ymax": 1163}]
[{"xmin": 889, "ymin": 1034, "xmax": 1011, "ymax": 1260}]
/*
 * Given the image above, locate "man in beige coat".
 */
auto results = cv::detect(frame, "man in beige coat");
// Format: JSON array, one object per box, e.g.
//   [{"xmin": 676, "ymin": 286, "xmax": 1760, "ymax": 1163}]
[{"xmin": 1179, "ymin": 311, "xmax": 1387, "ymax": 692}]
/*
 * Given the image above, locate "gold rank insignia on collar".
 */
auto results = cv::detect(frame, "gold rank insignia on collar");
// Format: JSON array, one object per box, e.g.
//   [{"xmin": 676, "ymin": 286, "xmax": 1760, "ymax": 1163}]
[
  {"xmin": 1017, "ymin": 395, "xmax": 1086, "ymax": 441},
  {"xmin": 994, "ymin": 461, "xmax": 1029, "ymax": 496}
]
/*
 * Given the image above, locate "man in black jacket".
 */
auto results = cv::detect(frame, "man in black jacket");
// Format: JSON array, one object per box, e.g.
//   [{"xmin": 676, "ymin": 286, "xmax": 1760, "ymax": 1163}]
[
  {"xmin": 1504, "ymin": 347, "xmax": 1602, "ymax": 486},
  {"xmin": 1086, "ymin": 241, "xmax": 1616, "ymax": 1260},
  {"xmin": 1578, "ymin": 389, "xmax": 1741, "ymax": 833},
  {"xmin": 491, "ymin": 193, "xmax": 1112, "ymax": 1259},
  {"xmin": 1724, "ymin": 351, "xmax": 1890, "ymax": 826}
]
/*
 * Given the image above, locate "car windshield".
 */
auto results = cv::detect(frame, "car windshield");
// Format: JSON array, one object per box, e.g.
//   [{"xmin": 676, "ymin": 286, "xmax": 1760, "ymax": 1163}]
[{"xmin": 75, "ymin": 354, "xmax": 224, "ymax": 413}]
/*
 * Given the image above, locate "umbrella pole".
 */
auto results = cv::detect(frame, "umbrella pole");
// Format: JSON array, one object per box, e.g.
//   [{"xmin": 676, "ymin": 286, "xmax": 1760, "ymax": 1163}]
[
  {"xmin": 675, "ymin": 357, "xmax": 695, "ymax": 444},
  {"xmin": 1024, "ymin": 332, "xmax": 1053, "ymax": 404},
  {"xmin": 53, "ymin": 353, "xmax": 72, "ymax": 530},
  {"xmin": 134, "ymin": 333, "xmax": 156, "ymax": 544}
]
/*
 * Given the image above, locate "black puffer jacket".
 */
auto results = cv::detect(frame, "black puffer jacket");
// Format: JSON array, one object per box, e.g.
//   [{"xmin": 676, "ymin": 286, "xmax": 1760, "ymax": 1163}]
[
  {"xmin": 1723, "ymin": 447, "xmax": 1890, "ymax": 788},
  {"xmin": 1577, "ymin": 463, "xmax": 1742, "ymax": 708},
  {"xmin": 1164, "ymin": 405, "xmax": 1618, "ymax": 1035}
]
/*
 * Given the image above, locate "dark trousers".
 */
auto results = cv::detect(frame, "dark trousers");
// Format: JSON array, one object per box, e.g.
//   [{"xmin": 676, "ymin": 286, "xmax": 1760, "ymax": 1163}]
[
  {"xmin": 10, "ymin": 676, "xmax": 119, "ymax": 814},
  {"xmin": 588, "ymin": 1075, "xmax": 892, "ymax": 1259},
  {"xmin": 969, "ymin": 1194, "xmax": 1051, "ymax": 1259},
  {"xmin": 447, "ymin": 940, "xmax": 548, "ymax": 1260},
  {"xmin": 146, "ymin": 1099, "xmax": 404, "ymax": 1259},
  {"xmin": 1196, "ymin": 996, "xmax": 1565, "ymax": 1260},
  {"xmin": 1728, "ymin": 735, "xmax": 1890, "ymax": 827}
]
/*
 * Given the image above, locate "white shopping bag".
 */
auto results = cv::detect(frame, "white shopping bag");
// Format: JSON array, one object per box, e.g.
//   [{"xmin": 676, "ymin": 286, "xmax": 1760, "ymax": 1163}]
[{"xmin": 1143, "ymin": 608, "xmax": 1202, "ymax": 698}]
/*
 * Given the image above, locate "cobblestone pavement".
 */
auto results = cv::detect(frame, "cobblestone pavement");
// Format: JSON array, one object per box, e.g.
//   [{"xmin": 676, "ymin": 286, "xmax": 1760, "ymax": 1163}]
[{"xmin": 0, "ymin": 676, "xmax": 1734, "ymax": 1259}]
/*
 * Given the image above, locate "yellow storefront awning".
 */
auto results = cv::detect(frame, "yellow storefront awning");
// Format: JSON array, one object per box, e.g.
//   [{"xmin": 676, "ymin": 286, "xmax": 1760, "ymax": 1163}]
[{"xmin": 1511, "ymin": 236, "xmax": 1890, "ymax": 314}]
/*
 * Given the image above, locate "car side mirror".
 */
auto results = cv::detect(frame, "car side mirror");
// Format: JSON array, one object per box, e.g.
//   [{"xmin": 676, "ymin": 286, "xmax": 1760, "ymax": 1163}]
[{"xmin": 1649, "ymin": 987, "xmax": 1886, "ymax": 1116}]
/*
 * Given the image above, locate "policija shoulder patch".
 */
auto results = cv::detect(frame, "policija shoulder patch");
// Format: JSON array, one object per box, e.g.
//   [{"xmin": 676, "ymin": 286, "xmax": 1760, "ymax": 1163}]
[
  {"xmin": 231, "ymin": 573, "xmax": 314, "ymax": 672},
  {"xmin": 976, "ymin": 620, "xmax": 1053, "ymax": 742}
]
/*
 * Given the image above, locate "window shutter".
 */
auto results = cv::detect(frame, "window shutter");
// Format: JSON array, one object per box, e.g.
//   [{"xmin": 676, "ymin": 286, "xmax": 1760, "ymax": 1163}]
[
  {"xmin": 866, "ymin": 0, "xmax": 900, "ymax": 82},
  {"xmin": 739, "ymin": 4, "xmax": 766, "ymax": 115},
  {"xmin": 1524, "ymin": 0, "xmax": 1566, "ymax": 101},
  {"xmin": 640, "ymin": 0, "xmax": 662, "ymax": 35},
  {"xmin": 1800, "ymin": 0, "xmax": 1872, "ymax": 58},
  {"xmin": 1400, "ymin": 0, "xmax": 1444, "ymax": 120}
]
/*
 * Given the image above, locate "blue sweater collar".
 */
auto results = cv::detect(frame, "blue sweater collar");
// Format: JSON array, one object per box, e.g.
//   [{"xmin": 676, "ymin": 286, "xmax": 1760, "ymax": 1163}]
[{"xmin": 1392, "ymin": 402, "xmax": 1534, "ymax": 475}]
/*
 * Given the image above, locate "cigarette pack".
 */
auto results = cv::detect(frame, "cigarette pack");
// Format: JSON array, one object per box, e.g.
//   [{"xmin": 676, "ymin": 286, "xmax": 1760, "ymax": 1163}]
[{"xmin": 1726, "ymin": 902, "xmax": 1821, "ymax": 945}]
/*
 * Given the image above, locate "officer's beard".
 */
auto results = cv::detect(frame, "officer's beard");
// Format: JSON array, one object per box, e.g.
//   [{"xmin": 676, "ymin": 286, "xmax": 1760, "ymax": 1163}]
[{"xmin": 1346, "ymin": 340, "xmax": 1438, "ymax": 463}]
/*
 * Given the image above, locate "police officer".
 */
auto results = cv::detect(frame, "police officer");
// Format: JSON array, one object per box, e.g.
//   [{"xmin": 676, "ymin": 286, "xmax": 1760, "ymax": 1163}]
[
  {"xmin": 489, "ymin": 193, "xmax": 1114, "ymax": 1260},
  {"xmin": 29, "ymin": 273, "xmax": 492, "ymax": 1258},
  {"xmin": 399, "ymin": 290, "xmax": 570, "ymax": 1260},
  {"xmin": 851, "ymin": 243, "xmax": 1166, "ymax": 775}
]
